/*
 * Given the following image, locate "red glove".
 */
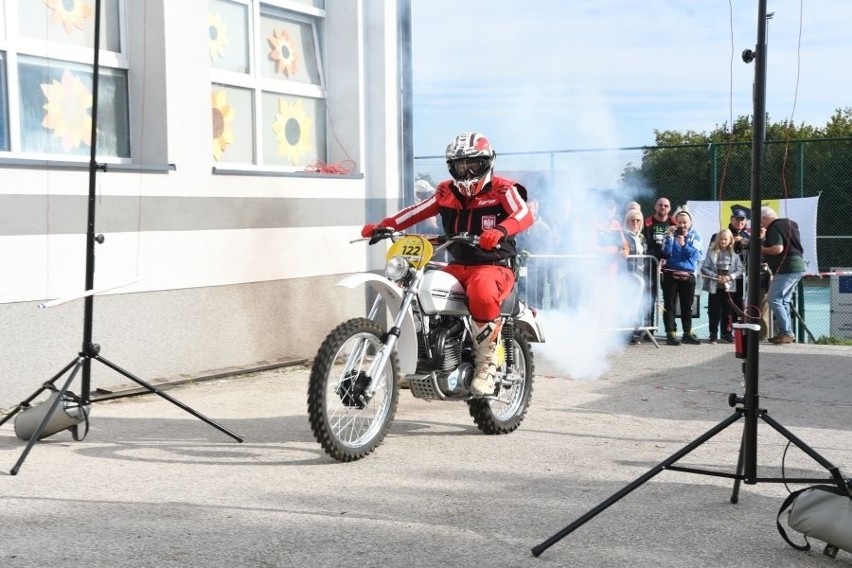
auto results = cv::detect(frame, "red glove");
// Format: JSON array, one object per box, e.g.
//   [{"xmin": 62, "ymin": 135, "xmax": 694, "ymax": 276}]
[
  {"xmin": 361, "ymin": 224, "xmax": 379, "ymax": 238},
  {"xmin": 479, "ymin": 228, "xmax": 505, "ymax": 251}
]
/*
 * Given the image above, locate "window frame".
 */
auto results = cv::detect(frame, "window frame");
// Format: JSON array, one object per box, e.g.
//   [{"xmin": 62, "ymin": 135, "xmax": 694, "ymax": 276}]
[
  {"xmin": 209, "ymin": 0, "xmax": 328, "ymax": 171},
  {"xmin": 0, "ymin": 0, "xmax": 131, "ymax": 163}
]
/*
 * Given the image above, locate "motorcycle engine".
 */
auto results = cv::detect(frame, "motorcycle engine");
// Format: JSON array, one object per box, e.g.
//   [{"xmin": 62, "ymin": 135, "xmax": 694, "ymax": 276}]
[
  {"xmin": 418, "ymin": 317, "xmax": 464, "ymax": 371},
  {"xmin": 416, "ymin": 317, "xmax": 471, "ymax": 394}
]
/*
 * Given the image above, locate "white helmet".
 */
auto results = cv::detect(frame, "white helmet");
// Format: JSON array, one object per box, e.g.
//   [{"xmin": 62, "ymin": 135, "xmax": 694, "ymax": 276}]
[{"xmin": 445, "ymin": 132, "xmax": 496, "ymax": 197}]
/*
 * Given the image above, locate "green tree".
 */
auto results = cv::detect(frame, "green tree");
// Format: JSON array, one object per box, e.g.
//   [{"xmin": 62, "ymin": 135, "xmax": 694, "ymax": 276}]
[{"xmin": 620, "ymin": 107, "xmax": 852, "ymax": 270}]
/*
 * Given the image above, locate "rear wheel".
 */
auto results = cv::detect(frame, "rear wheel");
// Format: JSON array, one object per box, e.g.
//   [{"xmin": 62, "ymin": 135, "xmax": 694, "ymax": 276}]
[
  {"xmin": 468, "ymin": 331, "xmax": 534, "ymax": 434},
  {"xmin": 307, "ymin": 318, "xmax": 399, "ymax": 461}
]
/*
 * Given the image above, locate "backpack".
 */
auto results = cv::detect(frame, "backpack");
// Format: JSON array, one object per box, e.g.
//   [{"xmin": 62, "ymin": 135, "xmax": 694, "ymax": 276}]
[{"xmin": 776, "ymin": 482, "xmax": 852, "ymax": 559}]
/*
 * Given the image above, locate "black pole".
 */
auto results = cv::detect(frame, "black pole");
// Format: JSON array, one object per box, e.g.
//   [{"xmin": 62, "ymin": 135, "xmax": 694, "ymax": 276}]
[
  {"xmin": 741, "ymin": 0, "xmax": 770, "ymax": 483},
  {"xmin": 399, "ymin": 0, "xmax": 414, "ymax": 206},
  {"xmin": 80, "ymin": 0, "xmax": 103, "ymax": 407}
]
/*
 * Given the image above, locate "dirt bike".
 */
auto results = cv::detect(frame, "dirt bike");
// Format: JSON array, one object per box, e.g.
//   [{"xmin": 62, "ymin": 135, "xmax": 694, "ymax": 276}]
[{"xmin": 307, "ymin": 229, "xmax": 546, "ymax": 462}]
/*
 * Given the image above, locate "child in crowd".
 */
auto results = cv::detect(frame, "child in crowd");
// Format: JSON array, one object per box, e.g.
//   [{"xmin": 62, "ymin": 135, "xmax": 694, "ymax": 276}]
[{"xmin": 700, "ymin": 229, "xmax": 744, "ymax": 344}]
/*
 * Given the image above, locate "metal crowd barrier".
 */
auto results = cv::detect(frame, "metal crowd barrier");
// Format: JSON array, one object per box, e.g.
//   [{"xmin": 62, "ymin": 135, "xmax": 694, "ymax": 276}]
[{"xmin": 519, "ymin": 253, "xmax": 662, "ymax": 347}]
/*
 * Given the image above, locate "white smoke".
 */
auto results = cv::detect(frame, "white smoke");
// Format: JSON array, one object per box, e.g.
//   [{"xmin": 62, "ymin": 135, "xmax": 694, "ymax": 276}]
[{"xmin": 526, "ymin": 173, "xmax": 653, "ymax": 381}]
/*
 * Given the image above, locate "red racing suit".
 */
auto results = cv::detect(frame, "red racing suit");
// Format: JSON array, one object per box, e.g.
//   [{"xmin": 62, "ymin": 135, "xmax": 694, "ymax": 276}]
[{"xmin": 375, "ymin": 176, "xmax": 532, "ymax": 321}]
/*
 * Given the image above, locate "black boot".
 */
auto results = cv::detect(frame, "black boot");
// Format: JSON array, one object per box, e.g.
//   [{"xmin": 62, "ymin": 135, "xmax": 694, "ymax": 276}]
[
  {"xmin": 666, "ymin": 332, "xmax": 681, "ymax": 346},
  {"xmin": 682, "ymin": 331, "xmax": 701, "ymax": 345}
]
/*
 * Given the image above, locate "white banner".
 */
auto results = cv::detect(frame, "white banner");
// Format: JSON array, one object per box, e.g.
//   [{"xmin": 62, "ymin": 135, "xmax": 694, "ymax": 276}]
[{"xmin": 687, "ymin": 196, "xmax": 819, "ymax": 274}]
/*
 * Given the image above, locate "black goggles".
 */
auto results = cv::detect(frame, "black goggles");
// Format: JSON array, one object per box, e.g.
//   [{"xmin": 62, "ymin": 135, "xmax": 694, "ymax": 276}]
[{"xmin": 448, "ymin": 157, "xmax": 490, "ymax": 181}]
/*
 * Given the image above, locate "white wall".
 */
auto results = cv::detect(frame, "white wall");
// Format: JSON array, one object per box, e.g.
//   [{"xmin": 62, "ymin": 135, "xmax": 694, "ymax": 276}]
[{"xmin": 0, "ymin": 0, "xmax": 405, "ymax": 407}]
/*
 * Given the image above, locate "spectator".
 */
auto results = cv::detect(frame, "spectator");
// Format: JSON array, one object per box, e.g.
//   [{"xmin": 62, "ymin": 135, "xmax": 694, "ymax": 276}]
[
  {"xmin": 642, "ymin": 197, "xmax": 677, "ymax": 332},
  {"xmin": 622, "ymin": 208, "xmax": 649, "ymax": 344},
  {"xmin": 550, "ymin": 194, "xmax": 583, "ymax": 310},
  {"xmin": 595, "ymin": 194, "xmax": 629, "ymax": 275},
  {"xmin": 709, "ymin": 205, "xmax": 751, "ymax": 340},
  {"xmin": 701, "ymin": 229, "xmax": 744, "ymax": 344},
  {"xmin": 413, "ymin": 179, "xmax": 439, "ymax": 234},
  {"xmin": 759, "ymin": 206, "xmax": 806, "ymax": 345},
  {"xmin": 661, "ymin": 208, "xmax": 703, "ymax": 345},
  {"xmin": 515, "ymin": 198, "xmax": 554, "ymax": 307}
]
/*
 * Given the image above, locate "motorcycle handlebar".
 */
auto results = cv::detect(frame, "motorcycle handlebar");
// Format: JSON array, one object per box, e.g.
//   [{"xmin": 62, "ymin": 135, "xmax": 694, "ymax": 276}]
[{"xmin": 354, "ymin": 230, "xmax": 500, "ymax": 250}]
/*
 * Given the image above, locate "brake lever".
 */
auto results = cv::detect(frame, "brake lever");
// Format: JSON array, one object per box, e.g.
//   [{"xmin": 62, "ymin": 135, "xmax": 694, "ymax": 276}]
[{"xmin": 366, "ymin": 227, "xmax": 395, "ymax": 245}]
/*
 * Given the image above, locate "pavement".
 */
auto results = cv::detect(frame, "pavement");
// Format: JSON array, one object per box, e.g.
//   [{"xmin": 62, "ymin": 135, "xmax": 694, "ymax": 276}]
[{"xmin": 1, "ymin": 338, "xmax": 851, "ymax": 568}]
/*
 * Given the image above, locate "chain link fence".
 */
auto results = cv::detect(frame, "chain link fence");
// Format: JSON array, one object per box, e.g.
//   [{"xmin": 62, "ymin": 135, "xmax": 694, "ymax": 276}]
[{"xmin": 414, "ymin": 138, "xmax": 852, "ymax": 342}]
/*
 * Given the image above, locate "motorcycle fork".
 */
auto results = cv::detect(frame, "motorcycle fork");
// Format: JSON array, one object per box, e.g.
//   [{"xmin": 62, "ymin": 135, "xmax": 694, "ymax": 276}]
[{"xmin": 363, "ymin": 273, "xmax": 422, "ymax": 398}]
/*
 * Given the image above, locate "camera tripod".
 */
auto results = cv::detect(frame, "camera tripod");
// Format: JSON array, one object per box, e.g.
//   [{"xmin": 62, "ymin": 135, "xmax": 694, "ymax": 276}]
[
  {"xmin": 0, "ymin": 0, "xmax": 242, "ymax": 476},
  {"xmin": 532, "ymin": 1, "xmax": 848, "ymax": 557},
  {"xmin": 532, "ymin": 334, "xmax": 848, "ymax": 556}
]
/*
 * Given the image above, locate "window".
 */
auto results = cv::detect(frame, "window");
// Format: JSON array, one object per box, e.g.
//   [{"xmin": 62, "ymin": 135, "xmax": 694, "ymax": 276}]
[
  {"xmin": 0, "ymin": 0, "xmax": 129, "ymax": 159},
  {"xmin": 209, "ymin": 0, "xmax": 326, "ymax": 169}
]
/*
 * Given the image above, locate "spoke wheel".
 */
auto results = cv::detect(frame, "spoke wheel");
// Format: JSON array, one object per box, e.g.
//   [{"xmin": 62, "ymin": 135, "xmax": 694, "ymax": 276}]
[
  {"xmin": 468, "ymin": 331, "xmax": 534, "ymax": 434},
  {"xmin": 307, "ymin": 318, "xmax": 399, "ymax": 461}
]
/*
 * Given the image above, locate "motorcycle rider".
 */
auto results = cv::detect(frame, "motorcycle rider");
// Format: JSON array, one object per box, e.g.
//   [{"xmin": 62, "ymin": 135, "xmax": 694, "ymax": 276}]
[{"xmin": 361, "ymin": 132, "xmax": 533, "ymax": 396}]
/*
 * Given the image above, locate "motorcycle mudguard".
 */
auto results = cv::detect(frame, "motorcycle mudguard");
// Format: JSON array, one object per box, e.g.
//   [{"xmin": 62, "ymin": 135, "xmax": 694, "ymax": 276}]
[
  {"xmin": 335, "ymin": 273, "xmax": 419, "ymax": 375},
  {"xmin": 516, "ymin": 303, "xmax": 546, "ymax": 343}
]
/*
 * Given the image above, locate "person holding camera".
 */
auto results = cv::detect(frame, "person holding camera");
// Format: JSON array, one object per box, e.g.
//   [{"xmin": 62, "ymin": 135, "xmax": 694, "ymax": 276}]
[
  {"xmin": 701, "ymin": 229, "xmax": 744, "ymax": 344},
  {"xmin": 759, "ymin": 206, "xmax": 806, "ymax": 345},
  {"xmin": 661, "ymin": 209, "xmax": 703, "ymax": 345}
]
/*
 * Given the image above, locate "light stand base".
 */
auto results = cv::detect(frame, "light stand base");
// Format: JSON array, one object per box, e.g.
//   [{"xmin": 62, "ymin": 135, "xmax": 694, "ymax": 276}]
[
  {"xmin": 531, "ymin": 400, "xmax": 847, "ymax": 558},
  {"xmin": 1, "ymin": 352, "xmax": 243, "ymax": 475}
]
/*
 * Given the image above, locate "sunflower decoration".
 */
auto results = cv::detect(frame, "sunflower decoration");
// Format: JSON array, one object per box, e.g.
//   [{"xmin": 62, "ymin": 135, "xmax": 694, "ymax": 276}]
[
  {"xmin": 211, "ymin": 90, "xmax": 235, "ymax": 161},
  {"xmin": 44, "ymin": 0, "xmax": 94, "ymax": 36},
  {"xmin": 271, "ymin": 98, "xmax": 313, "ymax": 166},
  {"xmin": 41, "ymin": 69, "xmax": 93, "ymax": 152},
  {"xmin": 208, "ymin": 11, "xmax": 229, "ymax": 61},
  {"xmin": 267, "ymin": 29, "xmax": 299, "ymax": 78}
]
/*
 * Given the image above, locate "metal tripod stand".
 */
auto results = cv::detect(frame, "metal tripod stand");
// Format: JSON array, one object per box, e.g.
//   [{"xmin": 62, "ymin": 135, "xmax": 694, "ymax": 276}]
[
  {"xmin": 532, "ymin": 325, "xmax": 848, "ymax": 556},
  {"xmin": 0, "ymin": 0, "xmax": 242, "ymax": 476},
  {"xmin": 533, "ymin": 1, "xmax": 848, "ymax": 557}
]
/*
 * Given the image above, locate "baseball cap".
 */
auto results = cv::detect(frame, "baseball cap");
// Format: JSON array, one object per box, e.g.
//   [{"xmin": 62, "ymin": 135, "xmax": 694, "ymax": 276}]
[{"xmin": 731, "ymin": 206, "xmax": 749, "ymax": 220}]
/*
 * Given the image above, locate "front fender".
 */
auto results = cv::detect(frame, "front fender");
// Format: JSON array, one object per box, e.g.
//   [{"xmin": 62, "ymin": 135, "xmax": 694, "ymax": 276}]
[{"xmin": 335, "ymin": 273, "xmax": 419, "ymax": 375}]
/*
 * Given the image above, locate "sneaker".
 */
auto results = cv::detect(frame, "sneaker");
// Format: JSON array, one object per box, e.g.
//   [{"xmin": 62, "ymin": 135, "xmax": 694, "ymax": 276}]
[
  {"xmin": 707, "ymin": 339, "xmax": 718, "ymax": 345},
  {"xmin": 681, "ymin": 333, "xmax": 701, "ymax": 345},
  {"xmin": 666, "ymin": 333, "xmax": 681, "ymax": 346},
  {"xmin": 768, "ymin": 334, "xmax": 795, "ymax": 345},
  {"xmin": 721, "ymin": 334, "xmax": 735, "ymax": 344}
]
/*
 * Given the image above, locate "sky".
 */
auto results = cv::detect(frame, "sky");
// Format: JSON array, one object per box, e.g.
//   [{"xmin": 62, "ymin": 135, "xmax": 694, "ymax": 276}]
[
  {"xmin": 411, "ymin": 0, "xmax": 852, "ymax": 158},
  {"xmin": 410, "ymin": 1, "xmax": 852, "ymax": 378}
]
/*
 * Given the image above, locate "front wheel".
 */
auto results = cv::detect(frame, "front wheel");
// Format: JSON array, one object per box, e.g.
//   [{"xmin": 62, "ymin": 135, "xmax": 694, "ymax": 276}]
[
  {"xmin": 468, "ymin": 331, "xmax": 534, "ymax": 434},
  {"xmin": 307, "ymin": 318, "xmax": 400, "ymax": 461}
]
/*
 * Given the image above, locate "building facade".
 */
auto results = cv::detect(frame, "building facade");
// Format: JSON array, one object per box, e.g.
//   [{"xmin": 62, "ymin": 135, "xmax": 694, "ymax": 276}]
[{"xmin": 0, "ymin": 0, "xmax": 409, "ymax": 406}]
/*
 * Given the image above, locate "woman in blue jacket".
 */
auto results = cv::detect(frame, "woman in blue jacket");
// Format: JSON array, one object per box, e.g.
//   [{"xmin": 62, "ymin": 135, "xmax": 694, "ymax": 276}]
[{"xmin": 661, "ymin": 209, "xmax": 703, "ymax": 345}]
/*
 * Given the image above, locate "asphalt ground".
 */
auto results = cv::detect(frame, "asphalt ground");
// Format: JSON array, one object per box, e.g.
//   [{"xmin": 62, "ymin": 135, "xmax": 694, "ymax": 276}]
[{"xmin": 1, "ymin": 340, "xmax": 851, "ymax": 568}]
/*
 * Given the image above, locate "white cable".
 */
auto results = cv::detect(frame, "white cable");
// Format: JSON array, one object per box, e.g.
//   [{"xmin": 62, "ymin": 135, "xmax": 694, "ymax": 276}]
[{"xmin": 38, "ymin": 277, "xmax": 147, "ymax": 309}]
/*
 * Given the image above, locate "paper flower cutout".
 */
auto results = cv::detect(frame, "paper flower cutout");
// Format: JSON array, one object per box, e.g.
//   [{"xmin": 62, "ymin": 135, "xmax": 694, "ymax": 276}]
[
  {"xmin": 41, "ymin": 69, "xmax": 93, "ymax": 151},
  {"xmin": 44, "ymin": 0, "xmax": 94, "ymax": 36},
  {"xmin": 271, "ymin": 98, "xmax": 313, "ymax": 165},
  {"xmin": 211, "ymin": 90, "xmax": 235, "ymax": 160},
  {"xmin": 208, "ymin": 11, "xmax": 229, "ymax": 61},
  {"xmin": 267, "ymin": 29, "xmax": 299, "ymax": 77}
]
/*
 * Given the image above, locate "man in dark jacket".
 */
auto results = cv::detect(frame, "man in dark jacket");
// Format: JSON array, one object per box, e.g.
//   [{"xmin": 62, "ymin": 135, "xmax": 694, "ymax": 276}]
[{"xmin": 642, "ymin": 198, "xmax": 676, "ymax": 334}]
